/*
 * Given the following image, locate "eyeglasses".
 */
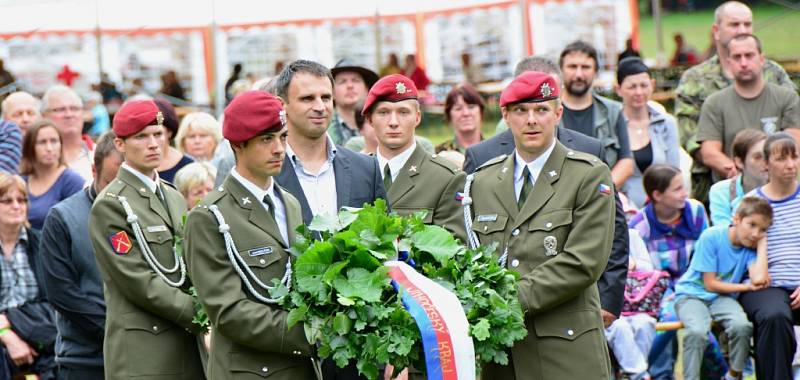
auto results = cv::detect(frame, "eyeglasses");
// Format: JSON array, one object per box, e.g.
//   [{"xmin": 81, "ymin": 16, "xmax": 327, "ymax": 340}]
[
  {"xmin": 0, "ymin": 197, "xmax": 28, "ymax": 206},
  {"xmin": 47, "ymin": 106, "xmax": 82, "ymax": 114}
]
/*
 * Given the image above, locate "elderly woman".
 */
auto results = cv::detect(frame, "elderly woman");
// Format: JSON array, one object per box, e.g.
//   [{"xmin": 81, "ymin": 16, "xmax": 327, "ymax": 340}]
[
  {"xmin": 436, "ymin": 84, "xmax": 485, "ymax": 154},
  {"xmin": 175, "ymin": 112, "xmax": 221, "ymax": 162},
  {"xmin": 20, "ymin": 120, "xmax": 84, "ymax": 230},
  {"xmin": 616, "ymin": 57, "xmax": 681, "ymax": 209},
  {"xmin": 0, "ymin": 173, "xmax": 56, "ymax": 379},
  {"xmin": 741, "ymin": 132, "xmax": 800, "ymax": 380},
  {"xmin": 174, "ymin": 162, "xmax": 216, "ymax": 210}
]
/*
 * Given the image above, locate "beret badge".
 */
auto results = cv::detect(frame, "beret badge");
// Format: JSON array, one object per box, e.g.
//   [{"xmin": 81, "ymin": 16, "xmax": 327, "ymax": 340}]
[
  {"xmin": 279, "ymin": 110, "xmax": 287, "ymax": 126},
  {"xmin": 395, "ymin": 82, "xmax": 408, "ymax": 95},
  {"xmin": 540, "ymin": 83, "xmax": 553, "ymax": 98},
  {"xmin": 156, "ymin": 111, "xmax": 164, "ymax": 127}
]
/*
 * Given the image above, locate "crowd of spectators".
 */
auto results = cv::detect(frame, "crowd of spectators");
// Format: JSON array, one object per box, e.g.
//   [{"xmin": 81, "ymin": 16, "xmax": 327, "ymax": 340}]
[{"xmin": 0, "ymin": 0, "xmax": 797, "ymax": 379}]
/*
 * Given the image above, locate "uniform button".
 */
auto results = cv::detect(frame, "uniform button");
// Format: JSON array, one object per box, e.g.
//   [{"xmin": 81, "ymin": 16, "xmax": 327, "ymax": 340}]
[
  {"xmin": 511, "ymin": 259, "xmax": 520, "ymax": 268},
  {"xmin": 259, "ymin": 259, "xmax": 266, "ymax": 265},
  {"xmin": 567, "ymin": 151, "xmax": 574, "ymax": 156},
  {"xmin": 261, "ymin": 366, "xmax": 269, "ymax": 373},
  {"xmin": 567, "ymin": 329, "xmax": 574, "ymax": 336},
  {"xmin": 512, "ymin": 229, "xmax": 519, "ymax": 236},
  {"xmin": 483, "ymin": 226, "xmax": 488, "ymax": 232},
  {"xmin": 545, "ymin": 222, "xmax": 552, "ymax": 228},
  {"xmin": 152, "ymin": 325, "xmax": 158, "ymax": 332}
]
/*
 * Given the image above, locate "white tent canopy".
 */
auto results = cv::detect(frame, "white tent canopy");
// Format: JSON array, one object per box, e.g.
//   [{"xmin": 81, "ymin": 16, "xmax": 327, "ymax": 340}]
[{"xmin": 0, "ymin": 0, "xmax": 511, "ymax": 33}]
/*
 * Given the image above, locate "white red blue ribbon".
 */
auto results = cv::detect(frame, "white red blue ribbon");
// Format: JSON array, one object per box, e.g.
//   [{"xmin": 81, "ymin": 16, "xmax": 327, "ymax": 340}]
[{"xmin": 385, "ymin": 261, "xmax": 475, "ymax": 380}]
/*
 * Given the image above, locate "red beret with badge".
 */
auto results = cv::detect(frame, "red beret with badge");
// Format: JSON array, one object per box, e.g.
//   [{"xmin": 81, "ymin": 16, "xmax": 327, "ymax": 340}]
[
  {"xmin": 113, "ymin": 100, "xmax": 163, "ymax": 138},
  {"xmin": 223, "ymin": 90, "xmax": 287, "ymax": 143},
  {"xmin": 499, "ymin": 71, "xmax": 559, "ymax": 107},
  {"xmin": 361, "ymin": 74, "xmax": 418, "ymax": 116}
]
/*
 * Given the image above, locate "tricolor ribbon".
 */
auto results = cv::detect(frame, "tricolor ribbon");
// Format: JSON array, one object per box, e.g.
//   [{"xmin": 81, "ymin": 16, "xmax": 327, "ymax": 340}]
[{"xmin": 385, "ymin": 261, "xmax": 475, "ymax": 380}]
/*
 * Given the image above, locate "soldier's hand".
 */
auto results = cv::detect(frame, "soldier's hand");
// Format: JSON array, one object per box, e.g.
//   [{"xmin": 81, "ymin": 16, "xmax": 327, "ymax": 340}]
[
  {"xmin": 384, "ymin": 365, "xmax": 409, "ymax": 380},
  {"xmin": 600, "ymin": 309, "xmax": 616, "ymax": 328},
  {"xmin": 203, "ymin": 331, "xmax": 212, "ymax": 351},
  {"xmin": 2, "ymin": 331, "xmax": 37, "ymax": 366}
]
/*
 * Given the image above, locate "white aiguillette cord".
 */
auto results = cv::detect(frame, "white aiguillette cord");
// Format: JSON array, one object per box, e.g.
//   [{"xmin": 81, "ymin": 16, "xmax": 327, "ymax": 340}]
[
  {"xmin": 118, "ymin": 196, "xmax": 186, "ymax": 287},
  {"xmin": 462, "ymin": 173, "xmax": 509, "ymax": 267},
  {"xmin": 207, "ymin": 205, "xmax": 291, "ymax": 304}
]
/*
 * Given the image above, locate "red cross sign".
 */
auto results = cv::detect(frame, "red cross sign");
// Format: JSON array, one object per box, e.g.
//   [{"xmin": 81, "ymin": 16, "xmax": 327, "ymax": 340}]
[
  {"xmin": 56, "ymin": 65, "xmax": 80, "ymax": 86},
  {"xmin": 109, "ymin": 231, "xmax": 132, "ymax": 255}
]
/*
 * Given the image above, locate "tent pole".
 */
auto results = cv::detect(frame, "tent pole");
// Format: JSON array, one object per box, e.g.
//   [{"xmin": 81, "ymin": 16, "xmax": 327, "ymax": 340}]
[
  {"xmin": 652, "ymin": 0, "xmax": 665, "ymax": 66},
  {"xmin": 211, "ymin": 0, "xmax": 224, "ymax": 116},
  {"xmin": 95, "ymin": 0, "xmax": 103, "ymax": 81},
  {"xmin": 374, "ymin": 9, "xmax": 382, "ymax": 74}
]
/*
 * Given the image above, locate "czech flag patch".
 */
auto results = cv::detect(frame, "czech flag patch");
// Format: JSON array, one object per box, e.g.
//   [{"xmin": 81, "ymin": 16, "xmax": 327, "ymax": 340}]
[
  {"xmin": 598, "ymin": 184, "xmax": 612, "ymax": 195},
  {"xmin": 108, "ymin": 231, "xmax": 132, "ymax": 255},
  {"xmin": 455, "ymin": 192, "xmax": 465, "ymax": 201}
]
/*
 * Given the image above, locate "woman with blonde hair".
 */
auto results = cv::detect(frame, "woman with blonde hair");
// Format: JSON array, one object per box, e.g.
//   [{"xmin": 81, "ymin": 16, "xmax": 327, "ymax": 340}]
[
  {"xmin": 175, "ymin": 112, "xmax": 221, "ymax": 162},
  {"xmin": 173, "ymin": 162, "xmax": 216, "ymax": 209}
]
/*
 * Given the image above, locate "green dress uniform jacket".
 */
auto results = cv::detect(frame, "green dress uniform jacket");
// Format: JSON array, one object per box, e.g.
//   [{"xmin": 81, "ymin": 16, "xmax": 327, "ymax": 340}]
[
  {"xmin": 89, "ymin": 167, "xmax": 205, "ymax": 380},
  {"xmin": 386, "ymin": 145, "xmax": 467, "ymax": 242},
  {"xmin": 470, "ymin": 142, "xmax": 615, "ymax": 379},
  {"xmin": 184, "ymin": 175, "xmax": 316, "ymax": 380}
]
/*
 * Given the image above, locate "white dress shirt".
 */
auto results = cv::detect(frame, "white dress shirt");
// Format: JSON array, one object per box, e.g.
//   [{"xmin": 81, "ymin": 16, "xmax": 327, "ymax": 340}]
[
  {"xmin": 231, "ymin": 168, "xmax": 289, "ymax": 246},
  {"xmin": 377, "ymin": 142, "xmax": 417, "ymax": 183},
  {"xmin": 285, "ymin": 135, "xmax": 338, "ymax": 218},
  {"xmin": 514, "ymin": 140, "xmax": 556, "ymax": 202}
]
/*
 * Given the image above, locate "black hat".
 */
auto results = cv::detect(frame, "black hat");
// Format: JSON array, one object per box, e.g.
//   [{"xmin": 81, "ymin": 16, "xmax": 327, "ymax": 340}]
[{"xmin": 331, "ymin": 58, "xmax": 379, "ymax": 89}]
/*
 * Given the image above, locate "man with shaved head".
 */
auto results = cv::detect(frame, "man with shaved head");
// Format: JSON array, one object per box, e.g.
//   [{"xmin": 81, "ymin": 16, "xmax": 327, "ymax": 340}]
[
  {"xmin": 675, "ymin": 1, "xmax": 796, "ymax": 204},
  {"xmin": 1, "ymin": 91, "xmax": 41, "ymax": 134}
]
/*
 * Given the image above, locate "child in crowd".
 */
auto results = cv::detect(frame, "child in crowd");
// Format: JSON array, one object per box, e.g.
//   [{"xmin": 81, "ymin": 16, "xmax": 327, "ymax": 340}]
[
  {"xmin": 605, "ymin": 229, "xmax": 659, "ymax": 380},
  {"xmin": 673, "ymin": 197, "xmax": 772, "ymax": 380}
]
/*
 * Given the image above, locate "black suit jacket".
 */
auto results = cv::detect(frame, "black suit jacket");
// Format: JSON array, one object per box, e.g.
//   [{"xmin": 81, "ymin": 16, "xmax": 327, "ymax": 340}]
[
  {"xmin": 276, "ymin": 146, "xmax": 387, "ymax": 225},
  {"xmin": 463, "ymin": 128, "xmax": 629, "ymax": 317}
]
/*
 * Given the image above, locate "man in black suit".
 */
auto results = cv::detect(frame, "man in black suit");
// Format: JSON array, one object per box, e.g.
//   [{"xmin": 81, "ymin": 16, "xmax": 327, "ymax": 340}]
[
  {"xmin": 273, "ymin": 60, "xmax": 386, "ymax": 225},
  {"xmin": 464, "ymin": 56, "xmax": 628, "ymax": 328}
]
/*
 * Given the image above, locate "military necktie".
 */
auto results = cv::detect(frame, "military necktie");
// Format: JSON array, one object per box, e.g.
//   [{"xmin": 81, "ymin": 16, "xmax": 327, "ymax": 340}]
[
  {"xmin": 263, "ymin": 194, "xmax": 276, "ymax": 220},
  {"xmin": 518, "ymin": 166, "xmax": 532, "ymax": 210},
  {"xmin": 383, "ymin": 164, "xmax": 393, "ymax": 192},
  {"xmin": 156, "ymin": 184, "xmax": 169, "ymax": 210}
]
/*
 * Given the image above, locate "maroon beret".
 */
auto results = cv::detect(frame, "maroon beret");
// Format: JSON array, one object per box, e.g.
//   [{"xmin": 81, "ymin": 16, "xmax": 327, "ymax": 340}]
[
  {"xmin": 499, "ymin": 71, "xmax": 559, "ymax": 107},
  {"xmin": 361, "ymin": 74, "xmax": 418, "ymax": 115},
  {"xmin": 223, "ymin": 91, "xmax": 286, "ymax": 143},
  {"xmin": 113, "ymin": 100, "xmax": 162, "ymax": 138}
]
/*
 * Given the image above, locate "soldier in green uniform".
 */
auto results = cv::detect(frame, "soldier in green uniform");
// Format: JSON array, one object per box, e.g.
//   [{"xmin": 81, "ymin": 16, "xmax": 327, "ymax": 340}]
[
  {"xmin": 675, "ymin": 1, "xmax": 796, "ymax": 202},
  {"xmin": 363, "ymin": 74, "xmax": 467, "ymax": 242},
  {"xmin": 184, "ymin": 91, "xmax": 318, "ymax": 379},
  {"xmin": 465, "ymin": 71, "xmax": 615, "ymax": 379},
  {"xmin": 88, "ymin": 100, "xmax": 205, "ymax": 379}
]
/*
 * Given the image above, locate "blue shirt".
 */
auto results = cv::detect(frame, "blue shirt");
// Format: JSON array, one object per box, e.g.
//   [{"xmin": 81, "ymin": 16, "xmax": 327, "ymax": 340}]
[
  {"xmin": 709, "ymin": 175, "xmax": 744, "ymax": 227},
  {"xmin": 674, "ymin": 225, "xmax": 756, "ymax": 302},
  {"xmin": 26, "ymin": 168, "xmax": 85, "ymax": 230}
]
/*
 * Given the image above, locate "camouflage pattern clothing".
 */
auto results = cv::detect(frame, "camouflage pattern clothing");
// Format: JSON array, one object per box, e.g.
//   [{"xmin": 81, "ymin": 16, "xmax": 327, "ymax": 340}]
[
  {"xmin": 676, "ymin": 55, "xmax": 796, "ymax": 153},
  {"xmin": 434, "ymin": 136, "xmax": 484, "ymax": 154},
  {"xmin": 674, "ymin": 55, "xmax": 796, "ymax": 203},
  {"xmin": 328, "ymin": 111, "xmax": 360, "ymax": 146}
]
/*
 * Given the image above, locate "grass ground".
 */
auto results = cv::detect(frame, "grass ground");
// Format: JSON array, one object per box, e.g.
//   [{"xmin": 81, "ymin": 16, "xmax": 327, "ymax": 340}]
[{"xmin": 638, "ymin": 4, "xmax": 800, "ymax": 62}]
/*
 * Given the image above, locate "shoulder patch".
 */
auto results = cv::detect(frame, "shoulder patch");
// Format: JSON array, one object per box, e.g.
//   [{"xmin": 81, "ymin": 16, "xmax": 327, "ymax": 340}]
[
  {"xmin": 475, "ymin": 154, "xmax": 507, "ymax": 172},
  {"xmin": 427, "ymin": 154, "xmax": 460, "ymax": 173},
  {"xmin": 565, "ymin": 150, "xmax": 603, "ymax": 166}
]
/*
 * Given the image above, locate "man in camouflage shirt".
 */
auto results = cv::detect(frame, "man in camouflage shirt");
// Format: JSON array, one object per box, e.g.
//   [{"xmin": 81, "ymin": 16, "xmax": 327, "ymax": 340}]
[{"xmin": 675, "ymin": 0, "xmax": 796, "ymax": 203}]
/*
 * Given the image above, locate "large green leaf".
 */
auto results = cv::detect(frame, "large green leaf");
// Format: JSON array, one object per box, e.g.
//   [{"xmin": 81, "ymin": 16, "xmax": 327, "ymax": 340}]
[
  {"xmin": 332, "ymin": 267, "xmax": 389, "ymax": 303},
  {"xmin": 410, "ymin": 225, "xmax": 463, "ymax": 265}
]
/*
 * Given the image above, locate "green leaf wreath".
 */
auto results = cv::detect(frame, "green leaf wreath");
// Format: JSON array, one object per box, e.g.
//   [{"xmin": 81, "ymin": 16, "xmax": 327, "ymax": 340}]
[{"xmin": 275, "ymin": 199, "xmax": 527, "ymax": 379}]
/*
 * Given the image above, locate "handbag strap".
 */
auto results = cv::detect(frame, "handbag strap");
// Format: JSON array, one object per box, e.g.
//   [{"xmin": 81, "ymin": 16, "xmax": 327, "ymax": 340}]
[
  {"xmin": 624, "ymin": 271, "xmax": 666, "ymax": 304},
  {"xmin": 729, "ymin": 176, "xmax": 738, "ymax": 204}
]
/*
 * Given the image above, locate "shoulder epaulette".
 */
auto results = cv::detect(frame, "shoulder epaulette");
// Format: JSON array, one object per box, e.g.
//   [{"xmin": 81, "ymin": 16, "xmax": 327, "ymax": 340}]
[
  {"xmin": 564, "ymin": 150, "xmax": 603, "ymax": 166},
  {"xmin": 160, "ymin": 179, "xmax": 177, "ymax": 190},
  {"xmin": 428, "ymin": 153, "xmax": 460, "ymax": 174},
  {"xmin": 475, "ymin": 154, "xmax": 507, "ymax": 171}
]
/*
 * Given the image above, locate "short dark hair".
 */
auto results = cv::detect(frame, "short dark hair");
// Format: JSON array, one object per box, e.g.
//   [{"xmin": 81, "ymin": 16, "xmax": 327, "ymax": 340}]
[
  {"xmin": 725, "ymin": 33, "xmax": 762, "ymax": 54},
  {"xmin": 273, "ymin": 60, "xmax": 334, "ymax": 101},
  {"xmin": 444, "ymin": 84, "xmax": 485, "ymax": 123},
  {"xmin": 763, "ymin": 132, "xmax": 797, "ymax": 162},
  {"xmin": 94, "ymin": 131, "xmax": 121, "ymax": 174},
  {"xmin": 735, "ymin": 196, "xmax": 773, "ymax": 224},
  {"xmin": 20, "ymin": 119, "xmax": 65, "ymax": 175},
  {"xmin": 559, "ymin": 41, "xmax": 598, "ymax": 70},
  {"xmin": 514, "ymin": 56, "xmax": 561, "ymax": 78},
  {"xmin": 642, "ymin": 164, "xmax": 682, "ymax": 201},
  {"xmin": 731, "ymin": 129, "xmax": 767, "ymax": 164}
]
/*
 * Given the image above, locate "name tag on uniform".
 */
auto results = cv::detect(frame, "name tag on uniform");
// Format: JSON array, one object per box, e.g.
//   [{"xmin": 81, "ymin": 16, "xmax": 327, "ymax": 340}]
[
  {"xmin": 248, "ymin": 247, "xmax": 273, "ymax": 257},
  {"xmin": 146, "ymin": 225, "xmax": 168, "ymax": 233},
  {"xmin": 477, "ymin": 214, "xmax": 498, "ymax": 222}
]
